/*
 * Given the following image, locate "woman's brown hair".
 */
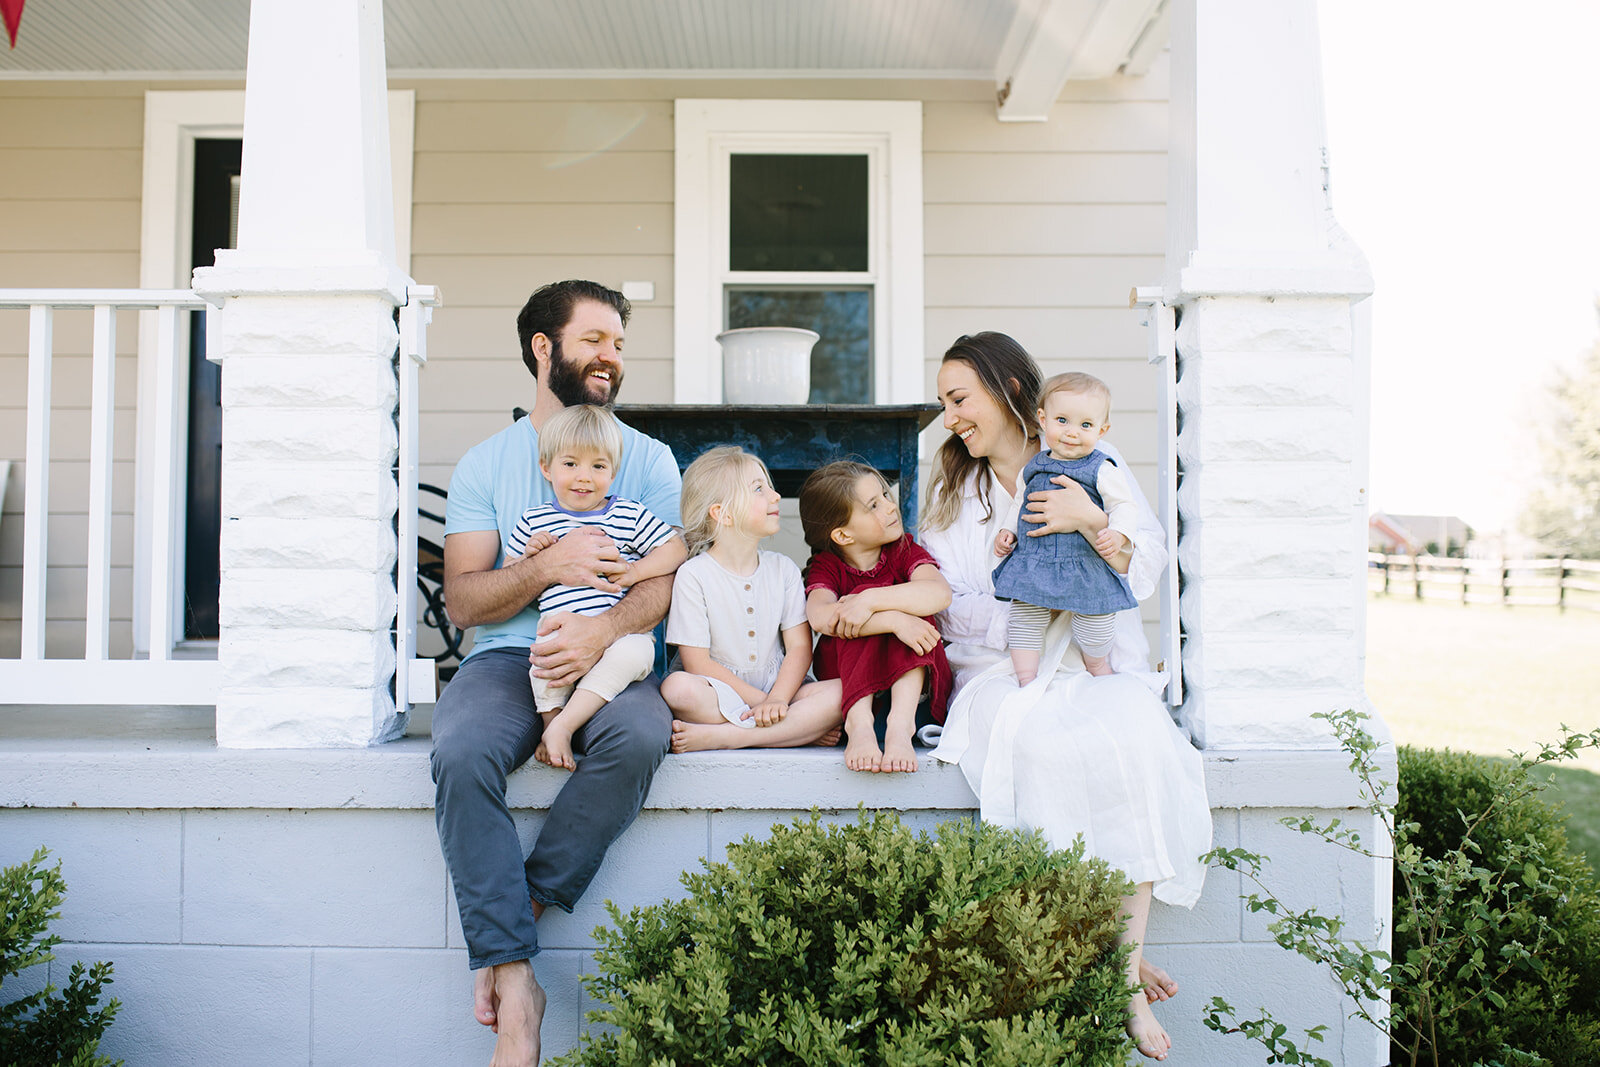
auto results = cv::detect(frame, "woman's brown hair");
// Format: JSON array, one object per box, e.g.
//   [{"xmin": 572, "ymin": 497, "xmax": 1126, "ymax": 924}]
[{"xmin": 922, "ymin": 332, "xmax": 1041, "ymax": 533}]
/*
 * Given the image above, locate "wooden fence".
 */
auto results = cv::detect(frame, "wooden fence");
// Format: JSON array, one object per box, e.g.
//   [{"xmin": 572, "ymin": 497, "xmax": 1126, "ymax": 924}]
[{"xmin": 1367, "ymin": 554, "xmax": 1600, "ymax": 612}]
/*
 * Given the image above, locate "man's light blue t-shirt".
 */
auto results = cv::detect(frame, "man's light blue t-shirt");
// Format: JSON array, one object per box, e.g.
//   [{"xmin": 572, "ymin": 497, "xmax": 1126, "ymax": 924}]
[{"xmin": 444, "ymin": 413, "xmax": 683, "ymax": 659}]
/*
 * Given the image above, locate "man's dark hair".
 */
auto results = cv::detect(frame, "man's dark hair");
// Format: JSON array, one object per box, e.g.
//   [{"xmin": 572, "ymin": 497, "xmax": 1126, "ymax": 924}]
[{"xmin": 516, "ymin": 280, "xmax": 632, "ymax": 378}]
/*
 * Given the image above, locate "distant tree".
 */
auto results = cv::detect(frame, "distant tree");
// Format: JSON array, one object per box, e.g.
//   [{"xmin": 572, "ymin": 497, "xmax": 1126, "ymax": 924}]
[{"xmin": 1521, "ymin": 314, "xmax": 1600, "ymax": 560}]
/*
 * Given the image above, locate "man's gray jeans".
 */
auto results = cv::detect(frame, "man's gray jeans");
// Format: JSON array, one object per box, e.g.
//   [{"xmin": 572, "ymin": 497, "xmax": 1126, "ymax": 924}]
[{"xmin": 430, "ymin": 646, "xmax": 671, "ymax": 969}]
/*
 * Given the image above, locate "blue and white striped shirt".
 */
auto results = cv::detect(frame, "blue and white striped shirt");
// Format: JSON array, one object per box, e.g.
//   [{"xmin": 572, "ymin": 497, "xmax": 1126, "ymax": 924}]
[{"xmin": 506, "ymin": 497, "xmax": 677, "ymax": 617}]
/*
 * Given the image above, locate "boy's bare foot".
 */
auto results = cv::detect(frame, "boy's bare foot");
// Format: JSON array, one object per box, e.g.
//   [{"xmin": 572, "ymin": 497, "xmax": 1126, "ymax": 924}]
[
  {"xmin": 843, "ymin": 730, "xmax": 882, "ymax": 771},
  {"xmin": 1139, "ymin": 958, "xmax": 1178, "ymax": 1002},
  {"xmin": 880, "ymin": 731, "xmax": 918, "ymax": 773},
  {"xmin": 1126, "ymin": 994, "xmax": 1170, "ymax": 1060},
  {"xmin": 1082, "ymin": 653, "xmax": 1113, "ymax": 677},
  {"xmin": 475, "ymin": 960, "xmax": 546, "ymax": 1066},
  {"xmin": 534, "ymin": 724, "xmax": 576, "ymax": 771}
]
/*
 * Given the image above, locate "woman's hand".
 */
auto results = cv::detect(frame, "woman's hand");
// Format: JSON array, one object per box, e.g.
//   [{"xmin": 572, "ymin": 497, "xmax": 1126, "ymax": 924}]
[{"xmin": 1021, "ymin": 475, "xmax": 1107, "ymax": 538}]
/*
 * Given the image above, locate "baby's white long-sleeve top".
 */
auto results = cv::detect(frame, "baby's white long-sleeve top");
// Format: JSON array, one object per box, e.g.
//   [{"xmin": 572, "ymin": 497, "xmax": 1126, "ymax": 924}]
[{"xmin": 997, "ymin": 449, "xmax": 1141, "ymax": 551}]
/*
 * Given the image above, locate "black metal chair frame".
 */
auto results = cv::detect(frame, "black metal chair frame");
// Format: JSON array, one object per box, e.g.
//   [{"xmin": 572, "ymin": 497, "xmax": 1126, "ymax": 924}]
[{"xmin": 417, "ymin": 482, "xmax": 466, "ymax": 675}]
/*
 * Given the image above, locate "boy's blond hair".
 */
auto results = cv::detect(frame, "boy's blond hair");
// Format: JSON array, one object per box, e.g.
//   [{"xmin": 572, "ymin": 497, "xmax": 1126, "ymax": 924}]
[
  {"xmin": 680, "ymin": 446, "xmax": 775, "ymax": 557},
  {"xmin": 537, "ymin": 404, "xmax": 623, "ymax": 467},
  {"xmin": 1038, "ymin": 371, "xmax": 1112, "ymax": 421}
]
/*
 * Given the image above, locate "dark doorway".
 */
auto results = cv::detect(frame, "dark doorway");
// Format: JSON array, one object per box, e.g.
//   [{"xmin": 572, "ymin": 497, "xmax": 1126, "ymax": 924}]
[{"xmin": 184, "ymin": 138, "xmax": 240, "ymax": 639}]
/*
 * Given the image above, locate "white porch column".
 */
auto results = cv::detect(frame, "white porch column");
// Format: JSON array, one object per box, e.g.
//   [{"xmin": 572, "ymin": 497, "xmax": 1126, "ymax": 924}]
[
  {"xmin": 192, "ymin": 0, "xmax": 406, "ymax": 747},
  {"xmin": 1167, "ymin": 0, "xmax": 1375, "ymax": 749}
]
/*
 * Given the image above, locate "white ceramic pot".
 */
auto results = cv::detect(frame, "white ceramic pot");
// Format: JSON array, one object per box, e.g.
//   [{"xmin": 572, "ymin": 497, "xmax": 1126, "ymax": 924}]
[{"xmin": 716, "ymin": 326, "xmax": 819, "ymax": 405}]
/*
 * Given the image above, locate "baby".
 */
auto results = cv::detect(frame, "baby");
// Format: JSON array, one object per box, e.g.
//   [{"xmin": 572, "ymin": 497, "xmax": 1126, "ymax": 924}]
[
  {"xmin": 504, "ymin": 404, "xmax": 686, "ymax": 769},
  {"xmin": 992, "ymin": 372, "xmax": 1139, "ymax": 683}
]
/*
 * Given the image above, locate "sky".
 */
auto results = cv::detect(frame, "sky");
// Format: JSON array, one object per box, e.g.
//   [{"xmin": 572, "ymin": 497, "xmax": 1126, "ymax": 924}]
[{"xmin": 1317, "ymin": 2, "xmax": 1600, "ymax": 534}]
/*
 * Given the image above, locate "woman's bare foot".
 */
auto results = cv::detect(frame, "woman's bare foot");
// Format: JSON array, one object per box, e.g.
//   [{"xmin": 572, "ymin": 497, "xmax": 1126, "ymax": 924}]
[
  {"xmin": 1126, "ymin": 994, "xmax": 1170, "ymax": 1060},
  {"xmin": 880, "ymin": 730, "xmax": 918, "ymax": 773},
  {"xmin": 475, "ymin": 960, "xmax": 546, "ymax": 1066},
  {"xmin": 1139, "ymin": 958, "xmax": 1178, "ymax": 1002},
  {"xmin": 534, "ymin": 724, "xmax": 576, "ymax": 770}
]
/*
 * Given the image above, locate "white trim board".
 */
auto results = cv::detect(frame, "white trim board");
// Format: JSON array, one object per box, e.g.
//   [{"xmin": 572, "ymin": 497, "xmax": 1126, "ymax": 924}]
[
  {"xmin": 130, "ymin": 89, "xmax": 415, "ymax": 655},
  {"xmin": 672, "ymin": 98, "xmax": 924, "ymax": 404}
]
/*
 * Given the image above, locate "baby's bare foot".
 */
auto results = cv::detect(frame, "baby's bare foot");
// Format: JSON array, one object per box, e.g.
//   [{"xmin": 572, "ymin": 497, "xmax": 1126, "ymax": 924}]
[
  {"xmin": 1082, "ymin": 653, "xmax": 1113, "ymax": 678},
  {"xmin": 535, "ymin": 727, "xmax": 576, "ymax": 771}
]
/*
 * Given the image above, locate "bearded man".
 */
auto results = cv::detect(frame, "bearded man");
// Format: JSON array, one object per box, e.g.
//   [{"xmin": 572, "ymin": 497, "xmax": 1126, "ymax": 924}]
[{"xmin": 431, "ymin": 280, "xmax": 681, "ymax": 1066}]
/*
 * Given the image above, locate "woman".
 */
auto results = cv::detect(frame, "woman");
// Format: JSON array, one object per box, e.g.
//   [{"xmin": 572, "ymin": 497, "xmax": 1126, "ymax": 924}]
[{"xmin": 924, "ymin": 332, "xmax": 1212, "ymax": 1061}]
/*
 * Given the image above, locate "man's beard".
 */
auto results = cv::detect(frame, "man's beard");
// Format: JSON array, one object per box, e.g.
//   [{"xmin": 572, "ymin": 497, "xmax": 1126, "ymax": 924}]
[{"xmin": 546, "ymin": 336, "xmax": 622, "ymax": 409}]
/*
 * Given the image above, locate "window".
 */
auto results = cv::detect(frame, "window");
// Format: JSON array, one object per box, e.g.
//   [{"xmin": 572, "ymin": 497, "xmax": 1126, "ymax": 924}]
[{"xmin": 673, "ymin": 99, "xmax": 923, "ymax": 404}]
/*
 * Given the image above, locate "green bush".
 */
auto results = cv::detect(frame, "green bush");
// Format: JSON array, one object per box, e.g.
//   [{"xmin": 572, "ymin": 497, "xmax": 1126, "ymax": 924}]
[
  {"xmin": 1, "ymin": 847, "xmax": 121, "ymax": 1067},
  {"xmin": 550, "ymin": 811, "xmax": 1136, "ymax": 1067},
  {"xmin": 1394, "ymin": 745, "xmax": 1600, "ymax": 1067}
]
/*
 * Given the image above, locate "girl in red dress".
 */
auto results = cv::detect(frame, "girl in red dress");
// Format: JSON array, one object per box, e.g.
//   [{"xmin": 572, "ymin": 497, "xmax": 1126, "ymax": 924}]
[{"xmin": 799, "ymin": 461, "xmax": 953, "ymax": 773}]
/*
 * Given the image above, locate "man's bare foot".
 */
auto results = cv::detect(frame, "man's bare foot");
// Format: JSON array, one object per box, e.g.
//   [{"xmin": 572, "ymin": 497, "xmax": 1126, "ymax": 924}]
[
  {"xmin": 534, "ymin": 725, "xmax": 576, "ymax": 770},
  {"xmin": 1139, "ymin": 958, "xmax": 1178, "ymax": 1002},
  {"xmin": 844, "ymin": 730, "xmax": 882, "ymax": 771},
  {"xmin": 880, "ymin": 731, "xmax": 918, "ymax": 773},
  {"xmin": 480, "ymin": 960, "xmax": 544, "ymax": 1066},
  {"xmin": 1126, "ymin": 994, "xmax": 1170, "ymax": 1060},
  {"xmin": 1082, "ymin": 653, "xmax": 1113, "ymax": 678}
]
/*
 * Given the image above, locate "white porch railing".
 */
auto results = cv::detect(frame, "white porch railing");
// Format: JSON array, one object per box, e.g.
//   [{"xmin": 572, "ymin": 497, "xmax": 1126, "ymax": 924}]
[
  {"xmin": 0, "ymin": 290, "xmax": 217, "ymax": 704},
  {"xmin": 1, "ymin": 286, "xmax": 441, "ymax": 715}
]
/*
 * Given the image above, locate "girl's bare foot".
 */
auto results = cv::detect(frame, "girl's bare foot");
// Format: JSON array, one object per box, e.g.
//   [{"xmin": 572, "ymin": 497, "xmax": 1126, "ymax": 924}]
[
  {"xmin": 1139, "ymin": 958, "xmax": 1178, "ymax": 1002},
  {"xmin": 843, "ymin": 730, "xmax": 882, "ymax": 771},
  {"xmin": 880, "ymin": 731, "xmax": 918, "ymax": 773},
  {"xmin": 670, "ymin": 718, "xmax": 737, "ymax": 753},
  {"xmin": 811, "ymin": 725, "xmax": 843, "ymax": 746},
  {"xmin": 1126, "ymin": 994, "xmax": 1170, "ymax": 1060}
]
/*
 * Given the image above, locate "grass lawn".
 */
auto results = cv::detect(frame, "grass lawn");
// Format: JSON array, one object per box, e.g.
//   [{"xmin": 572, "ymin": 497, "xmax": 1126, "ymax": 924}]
[{"xmin": 1365, "ymin": 595, "xmax": 1600, "ymax": 873}]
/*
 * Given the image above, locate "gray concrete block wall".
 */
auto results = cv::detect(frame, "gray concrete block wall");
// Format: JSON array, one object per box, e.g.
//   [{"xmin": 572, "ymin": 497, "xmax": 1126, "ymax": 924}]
[{"xmin": 2, "ymin": 762, "xmax": 1386, "ymax": 1065}]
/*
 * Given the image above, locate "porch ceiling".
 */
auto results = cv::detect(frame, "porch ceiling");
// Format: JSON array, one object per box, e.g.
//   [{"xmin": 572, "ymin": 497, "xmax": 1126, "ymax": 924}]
[{"xmin": 0, "ymin": 0, "xmax": 1164, "ymax": 85}]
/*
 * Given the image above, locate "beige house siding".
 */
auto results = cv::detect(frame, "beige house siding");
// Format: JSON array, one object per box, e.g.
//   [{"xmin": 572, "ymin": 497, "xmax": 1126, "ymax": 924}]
[{"xmin": 0, "ymin": 66, "xmax": 1169, "ymax": 658}]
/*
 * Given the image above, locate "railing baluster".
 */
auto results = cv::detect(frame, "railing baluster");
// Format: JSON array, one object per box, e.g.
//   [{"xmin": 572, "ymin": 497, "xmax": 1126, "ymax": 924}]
[
  {"xmin": 147, "ymin": 304, "xmax": 183, "ymax": 662},
  {"xmin": 21, "ymin": 305, "xmax": 54, "ymax": 661},
  {"xmin": 397, "ymin": 285, "xmax": 440, "ymax": 707},
  {"xmin": 85, "ymin": 304, "xmax": 117, "ymax": 659}
]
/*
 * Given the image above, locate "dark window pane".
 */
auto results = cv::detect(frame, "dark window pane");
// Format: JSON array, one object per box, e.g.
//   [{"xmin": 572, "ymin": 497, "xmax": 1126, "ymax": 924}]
[
  {"xmin": 729, "ymin": 154, "xmax": 868, "ymax": 272},
  {"xmin": 726, "ymin": 288, "xmax": 872, "ymax": 403}
]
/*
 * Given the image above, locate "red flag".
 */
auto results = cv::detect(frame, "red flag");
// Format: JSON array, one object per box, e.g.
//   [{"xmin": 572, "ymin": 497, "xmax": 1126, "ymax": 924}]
[{"xmin": 1, "ymin": 0, "xmax": 25, "ymax": 49}]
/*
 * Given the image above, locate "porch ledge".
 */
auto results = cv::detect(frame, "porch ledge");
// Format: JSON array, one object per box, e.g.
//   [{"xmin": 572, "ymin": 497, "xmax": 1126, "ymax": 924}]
[{"xmin": 0, "ymin": 706, "xmax": 1374, "ymax": 812}]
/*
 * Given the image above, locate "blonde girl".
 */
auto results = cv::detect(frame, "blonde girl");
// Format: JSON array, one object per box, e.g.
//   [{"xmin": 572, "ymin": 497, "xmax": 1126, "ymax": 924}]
[
  {"xmin": 661, "ymin": 446, "xmax": 843, "ymax": 752},
  {"xmin": 798, "ymin": 461, "xmax": 953, "ymax": 774}
]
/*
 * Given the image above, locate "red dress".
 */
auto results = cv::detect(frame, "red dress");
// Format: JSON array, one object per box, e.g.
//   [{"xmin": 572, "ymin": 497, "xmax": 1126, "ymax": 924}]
[{"xmin": 803, "ymin": 536, "xmax": 952, "ymax": 723}]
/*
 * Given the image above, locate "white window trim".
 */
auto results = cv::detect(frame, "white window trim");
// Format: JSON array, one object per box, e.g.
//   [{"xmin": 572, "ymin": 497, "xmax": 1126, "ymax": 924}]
[
  {"xmin": 672, "ymin": 99, "xmax": 923, "ymax": 404},
  {"xmin": 131, "ymin": 89, "xmax": 414, "ymax": 655}
]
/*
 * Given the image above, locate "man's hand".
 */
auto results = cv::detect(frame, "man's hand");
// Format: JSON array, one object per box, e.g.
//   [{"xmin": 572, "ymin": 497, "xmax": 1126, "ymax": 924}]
[
  {"xmin": 1094, "ymin": 528, "xmax": 1130, "ymax": 562},
  {"xmin": 541, "ymin": 526, "xmax": 627, "ymax": 593},
  {"xmin": 744, "ymin": 700, "xmax": 789, "ymax": 727},
  {"xmin": 892, "ymin": 614, "xmax": 941, "ymax": 655},
  {"xmin": 994, "ymin": 529, "xmax": 1017, "ymax": 558},
  {"xmin": 530, "ymin": 611, "xmax": 616, "ymax": 689}
]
